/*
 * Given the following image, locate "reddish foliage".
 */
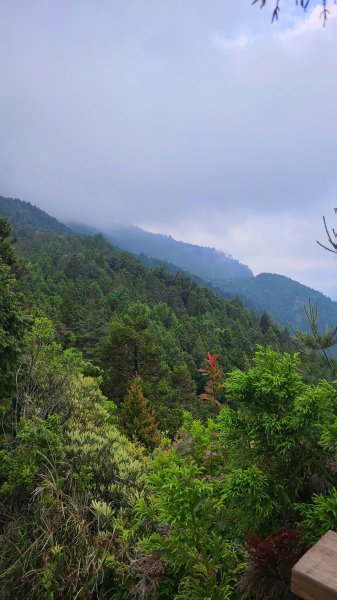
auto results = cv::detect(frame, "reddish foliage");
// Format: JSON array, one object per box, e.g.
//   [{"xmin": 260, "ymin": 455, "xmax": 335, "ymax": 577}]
[
  {"xmin": 129, "ymin": 552, "xmax": 167, "ymax": 600},
  {"xmin": 207, "ymin": 352, "xmax": 220, "ymax": 369},
  {"xmin": 237, "ymin": 526, "xmax": 308, "ymax": 600},
  {"xmin": 198, "ymin": 352, "xmax": 224, "ymax": 407}
]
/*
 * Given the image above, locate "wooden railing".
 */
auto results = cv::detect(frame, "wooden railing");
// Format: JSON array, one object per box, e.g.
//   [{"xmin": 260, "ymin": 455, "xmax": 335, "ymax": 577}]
[{"xmin": 291, "ymin": 530, "xmax": 337, "ymax": 599}]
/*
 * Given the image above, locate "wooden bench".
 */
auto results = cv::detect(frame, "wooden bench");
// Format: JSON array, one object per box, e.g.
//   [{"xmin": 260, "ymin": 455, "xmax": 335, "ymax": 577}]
[{"xmin": 291, "ymin": 530, "xmax": 337, "ymax": 599}]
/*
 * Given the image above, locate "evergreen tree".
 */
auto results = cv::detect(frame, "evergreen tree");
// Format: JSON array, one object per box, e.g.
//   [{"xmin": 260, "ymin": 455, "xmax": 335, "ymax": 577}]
[
  {"xmin": 260, "ymin": 311, "xmax": 272, "ymax": 334},
  {"xmin": 0, "ymin": 218, "xmax": 27, "ymax": 418},
  {"xmin": 0, "ymin": 216, "xmax": 22, "ymax": 276},
  {"xmin": 119, "ymin": 374, "xmax": 160, "ymax": 449},
  {"xmin": 100, "ymin": 302, "xmax": 163, "ymax": 402}
]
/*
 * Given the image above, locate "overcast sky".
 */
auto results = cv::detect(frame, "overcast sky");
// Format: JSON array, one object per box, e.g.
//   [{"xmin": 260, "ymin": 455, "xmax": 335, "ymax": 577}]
[{"xmin": 1, "ymin": 1, "xmax": 337, "ymax": 296}]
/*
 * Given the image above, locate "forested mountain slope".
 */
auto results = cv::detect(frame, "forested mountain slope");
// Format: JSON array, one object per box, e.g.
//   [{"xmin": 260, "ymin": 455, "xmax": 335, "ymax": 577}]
[
  {"xmin": 217, "ymin": 273, "xmax": 337, "ymax": 332},
  {"xmin": 0, "ymin": 195, "xmax": 71, "ymax": 235},
  {"xmin": 14, "ymin": 228, "xmax": 294, "ymax": 431},
  {"xmin": 2, "ymin": 197, "xmax": 337, "ymax": 599},
  {"xmin": 70, "ymin": 221, "xmax": 254, "ymax": 280},
  {"xmin": 139, "ymin": 252, "xmax": 264, "ymax": 314},
  {"xmin": 71, "ymin": 219, "xmax": 337, "ymax": 334},
  {"xmin": 1, "ymin": 195, "xmax": 336, "ymax": 338}
]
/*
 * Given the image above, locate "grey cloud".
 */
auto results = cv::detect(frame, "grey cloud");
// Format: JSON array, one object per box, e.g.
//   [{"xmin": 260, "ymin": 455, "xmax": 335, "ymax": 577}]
[{"xmin": 0, "ymin": 0, "xmax": 337, "ymax": 293}]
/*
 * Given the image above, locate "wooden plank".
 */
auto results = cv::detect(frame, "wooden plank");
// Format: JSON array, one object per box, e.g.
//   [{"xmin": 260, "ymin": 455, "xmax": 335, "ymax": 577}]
[{"xmin": 291, "ymin": 531, "xmax": 337, "ymax": 599}]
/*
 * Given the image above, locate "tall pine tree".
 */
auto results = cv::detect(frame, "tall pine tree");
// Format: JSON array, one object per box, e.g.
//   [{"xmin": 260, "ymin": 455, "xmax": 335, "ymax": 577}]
[{"xmin": 118, "ymin": 374, "xmax": 160, "ymax": 449}]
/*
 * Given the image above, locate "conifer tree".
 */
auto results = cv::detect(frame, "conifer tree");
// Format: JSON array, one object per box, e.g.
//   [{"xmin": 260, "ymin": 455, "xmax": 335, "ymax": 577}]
[
  {"xmin": 100, "ymin": 302, "xmax": 163, "ymax": 402},
  {"xmin": 0, "ymin": 218, "xmax": 27, "ymax": 418},
  {"xmin": 118, "ymin": 374, "xmax": 160, "ymax": 449}
]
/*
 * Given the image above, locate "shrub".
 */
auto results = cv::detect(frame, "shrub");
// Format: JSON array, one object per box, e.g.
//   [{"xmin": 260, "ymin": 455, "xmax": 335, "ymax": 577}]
[{"xmin": 237, "ymin": 526, "xmax": 307, "ymax": 600}]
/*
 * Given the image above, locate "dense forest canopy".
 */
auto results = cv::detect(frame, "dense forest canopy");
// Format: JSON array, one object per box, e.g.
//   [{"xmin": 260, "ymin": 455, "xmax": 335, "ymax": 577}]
[
  {"xmin": 4, "ymin": 195, "xmax": 337, "ymax": 341},
  {"xmin": 70, "ymin": 221, "xmax": 254, "ymax": 281},
  {"xmin": 1, "ymin": 197, "xmax": 337, "ymax": 598},
  {"xmin": 217, "ymin": 273, "xmax": 337, "ymax": 334},
  {"xmin": 68, "ymin": 211, "xmax": 337, "ymax": 337},
  {"xmin": 14, "ymin": 224, "xmax": 296, "ymax": 432}
]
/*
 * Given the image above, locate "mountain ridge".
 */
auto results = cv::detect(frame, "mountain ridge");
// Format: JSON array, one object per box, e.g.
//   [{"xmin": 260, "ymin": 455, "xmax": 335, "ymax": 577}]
[
  {"xmin": 0, "ymin": 195, "xmax": 71, "ymax": 235},
  {"xmin": 216, "ymin": 272, "xmax": 337, "ymax": 333},
  {"xmin": 1, "ymin": 194, "xmax": 336, "ymax": 336},
  {"xmin": 69, "ymin": 218, "xmax": 337, "ymax": 334},
  {"xmin": 69, "ymin": 221, "xmax": 254, "ymax": 282}
]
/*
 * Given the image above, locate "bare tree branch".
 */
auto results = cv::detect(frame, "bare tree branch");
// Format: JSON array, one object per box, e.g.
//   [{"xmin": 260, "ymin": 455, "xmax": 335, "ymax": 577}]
[
  {"xmin": 294, "ymin": 300, "xmax": 337, "ymax": 370},
  {"xmin": 253, "ymin": 0, "xmax": 336, "ymax": 24},
  {"xmin": 317, "ymin": 213, "xmax": 337, "ymax": 254}
]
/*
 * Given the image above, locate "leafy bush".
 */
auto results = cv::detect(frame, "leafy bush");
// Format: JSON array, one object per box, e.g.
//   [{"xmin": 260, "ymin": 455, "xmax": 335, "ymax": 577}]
[
  {"xmin": 298, "ymin": 488, "xmax": 337, "ymax": 545},
  {"xmin": 0, "ymin": 318, "xmax": 147, "ymax": 599},
  {"xmin": 237, "ymin": 526, "xmax": 307, "ymax": 600},
  {"xmin": 133, "ymin": 429, "xmax": 244, "ymax": 599},
  {"xmin": 217, "ymin": 347, "xmax": 337, "ymax": 532}
]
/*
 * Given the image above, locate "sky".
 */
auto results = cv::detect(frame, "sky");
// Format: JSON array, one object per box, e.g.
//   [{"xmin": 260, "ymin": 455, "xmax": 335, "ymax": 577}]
[{"xmin": 1, "ymin": 1, "xmax": 337, "ymax": 297}]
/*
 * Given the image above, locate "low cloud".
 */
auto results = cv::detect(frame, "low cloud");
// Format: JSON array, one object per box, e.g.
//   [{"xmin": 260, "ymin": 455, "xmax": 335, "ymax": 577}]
[
  {"xmin": 0, "ymin": 1, "xmax": 337, "ymax": 294},
  {"xmin": 279, "ymin": 3, "xmax": 337, "ymax": 39},
  {"xmin": 211, "ymin": 31, "xmax": 252, "ymax": 51}
]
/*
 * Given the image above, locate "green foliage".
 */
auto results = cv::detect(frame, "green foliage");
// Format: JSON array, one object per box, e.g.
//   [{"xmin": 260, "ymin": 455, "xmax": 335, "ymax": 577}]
[
  {"xmin": 130, "ymin": 347, "xmax": 337, "ymax": 598},
  {"xmin": 221, "ymin": 466, "xmax": 277, "ymax": 533},
  {"xmin": 100, "ymin": 302, "xmax": 162, "ymax": 399},
  {"xmin": 0, "ymin": 415, "xmax": 64, "ymax": 496},
  {"xmin": 134, "ymin": 444, "xmax": 243, "ymax": 599},
  {"xmin": 0, "ymin": 218, "xmax": 27, "ymax": 416},
  {"xmin": 16, "ymin": 316, "xmax": 88, "ymax": 421},
  {"xmin": 15, "ymin": 227, "xmax": 295, "ymax": 377},
  {"xmin": 174, "ymin": 412, "xmax": 225, "ymax": 473},
  {"xmin": 2, "ymin": 198, "xmax": 337, "ymax": 599},
  {"xmin": 14, "ymin": 225, "xmax": 296, "ymax": 432},
  {"xmin": 298, "ymin": 488, "xmax": 337, "ymax": 545},
  {"xmin": 0, "ymin": 319, "xmax": 146, "ymax": 600},
  {"xmin": 0, "ymin": 195, "xmax": 71, "ymax": 235},
  {"xmin": 218, "ymin": 272, "xmax": 337, "ymax": 344},
  {"xmin": 217, "ymin": 347, "xmax": 337, "ymax": 531},
  {"xmin": 295, "ymin": 299, "xmax": 337, "ymax": 374},
  {"xmin": 0, "ymin": 216, "xmax": 23, "ymax": 275}
]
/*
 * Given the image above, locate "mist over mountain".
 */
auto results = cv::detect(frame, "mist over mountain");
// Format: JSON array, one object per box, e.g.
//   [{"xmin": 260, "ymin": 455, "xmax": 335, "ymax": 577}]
[
  {"xmin": 217, "ymin": 273, "xmax": 337, "ymax": 333},
  {"xmin": 1, "ymin": 195, "xmax": 337, "ymax": 338},
  {"xmin": 0, "ymin": 195, "xmax": 71, "ymax": 235},
  {"xmin": 69, "ymin": 218, "xmax": 337, "ymax": 334},
  {"xmin": 69, "ymin": 221, "xmax": 253, "ymax": 282},
  {"xmin": 1, "ymin": 194, "xmax": 337, "ymax": 597},
  {"xmin": 0, "ymin": 193, "xmax": 295, "ymax": 408},
  {"xmin": 3, "ymin": 3, "xmax": 337, "ymax": 596}
]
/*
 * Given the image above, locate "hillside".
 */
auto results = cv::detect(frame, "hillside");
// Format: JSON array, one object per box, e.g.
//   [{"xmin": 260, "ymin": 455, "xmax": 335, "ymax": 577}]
[
  {"xmin": 71, "ymin": 221, "xmax": 337, "ymax": 335},
  {"xmin": 0, "ymin": 195, "xmax": 296, "ymax": 430},
  {"xmin": 0, "ymin": 195, "xmax": 71, "ymax": 235},
  {"xmin": 1, "ymin": 196, "xmax": 336, "ymax": 338},
  {"xmin": 16, "ymin": 230, "xmax": 295, "ymax": 425},
  {"xmin": 217, "ymin": 273, "xmax": 337, "ymax": 333},
  {"xmin": 1, "ymin": 196, "xmax": 337, "ymax": 600},
  {"xmin": 69, "ymin": 221, "xmax": 254, "ymax": 281}
]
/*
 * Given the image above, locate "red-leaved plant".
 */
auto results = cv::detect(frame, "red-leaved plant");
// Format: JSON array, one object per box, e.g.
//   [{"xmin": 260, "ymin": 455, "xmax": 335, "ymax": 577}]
[
  {"xmin": 198, "ymin": 352, "xmax": 224, "ymax": 407},
  {"xmin": 237, "ymin": 526, "xmax": 308, "ymax": 600}
]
